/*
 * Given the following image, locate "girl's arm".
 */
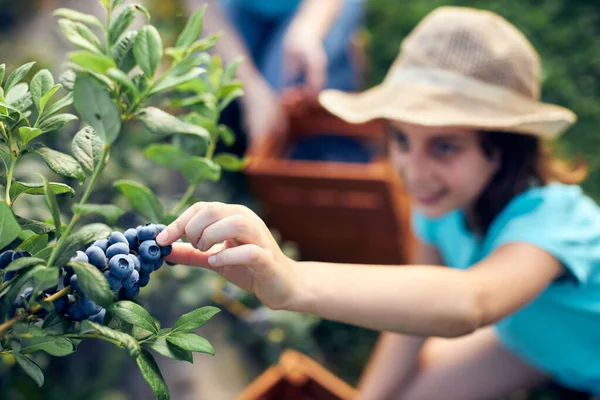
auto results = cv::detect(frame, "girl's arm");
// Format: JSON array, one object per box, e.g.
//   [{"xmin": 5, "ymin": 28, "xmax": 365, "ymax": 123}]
[
  {"xmin": 356, "ymin": 240, "xmax": 443, "ymax": 400},
  {"xmin": 158, "ymin": 202, "xmax": 564, "ymax": 338}
]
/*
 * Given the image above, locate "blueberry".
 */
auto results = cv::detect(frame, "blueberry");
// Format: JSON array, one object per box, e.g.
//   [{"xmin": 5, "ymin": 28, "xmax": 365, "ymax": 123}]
[
  {"xmin": 12, "ymin": 250, "xmax": 31, "ymax": 261},
  {"xmin": 85, "ymin": 246, "xmax": 107, "ymax": 270},
  {"xmin": 43, "ymin": 284, "xmax": 58, "ymax": 295},
  {"xmin": 88, "ymin": 308, "xmax": 106, "ymax": 324},
  {"xmin": 109, "ymin": 231, "xmax": 128, "ymax": 246},
  {"xmin": 137, "ymin": 224, "xmax": 159, "ymax": 241},
  {"xmin": 156, "ymin": 224, "xmax": 166, "ymax": 232},
  {"xmin": 103, "ymin": 270, "xmax": 122, "ymax": 291},
  {"xmin": 128, "ymin": 254, "xmax": 140, "ymax": 272},
  {"xmin": 4, "ymin": 270, "xmax": 17, "ymax": 281},
  {"xmin": 124, "ymin": 228, "xmax": 138, "ymax": 249},
  {"xmin": 52, "ymin": 295, "xmax": 69, "ymax": 313},
  {"xmin": 81, "ymin": 296, "xmax": 101, "ymax": 316},
  {"xmin": 153, "ymin": 258, "xmax": 163, "ymax": 271},
  {"xmin": 92, "ymin": 239, "xmax": 110, "ymax": 252},
  {"xmin": 138, "ymin": 240, "xmax": 161, "ymax": 263},
  {"xmin": 66, "ymin": 300, "xmax": 87, "ymax": 321},
  {"xmin": 106, "ymin": 242, "xmax": 129, "ymax": 259},
  {"xmin": 122, "ymin": 269, "xmax": 139, "ymax": 289},
  {"xmin": 119, "ymin": 284, "xmax": 140, "ymax": 300},
  {"xmin": 109, "ymin": 254, "xmax": 134, "ymax": 279},
  {"xmin": 138, "ymin": 273, "xmax": 150, "ymax": 287},
  {"xmin": 21, "ymin": 287, "xmax": 33, "ymax": 301},
  {"xmin": 139, "ymin": 259, "xmax": 154, "ymax": 275},
  {"xmin": 0, "ymin": 250, "xmax": 15, "ymax": 269},
  {"xmin": 70, "ymin": 250, "xmax": 89, "ymax": 264},
  {"xmin": 69, "ymin": 274, "xmax": 82, "ymax": 293},
  {"xmin": 160, "ymin": 244, "xmax": 172, "ymax": 257}
]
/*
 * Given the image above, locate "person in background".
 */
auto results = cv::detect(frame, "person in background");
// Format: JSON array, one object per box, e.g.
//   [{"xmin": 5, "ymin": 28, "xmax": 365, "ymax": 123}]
[{"xmin": 183, "ymin": 0, "xmax": 365, "ymax": 148}]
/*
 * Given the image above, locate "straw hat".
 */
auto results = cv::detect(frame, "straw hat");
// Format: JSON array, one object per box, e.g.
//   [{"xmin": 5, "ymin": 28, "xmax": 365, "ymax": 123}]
[{"xmin": 318, "ymin": 6, "xmax": 576, "ymax": 139}]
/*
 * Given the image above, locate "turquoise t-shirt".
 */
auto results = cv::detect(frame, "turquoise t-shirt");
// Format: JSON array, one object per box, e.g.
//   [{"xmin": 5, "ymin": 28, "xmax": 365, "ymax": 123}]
[
  {"xmin": 223, "ymin": 0, "xmax": 302, "ymax": 17},
  {"xmin": 412, "ymin": 183, "xmax": 600, "ymax": 394}
]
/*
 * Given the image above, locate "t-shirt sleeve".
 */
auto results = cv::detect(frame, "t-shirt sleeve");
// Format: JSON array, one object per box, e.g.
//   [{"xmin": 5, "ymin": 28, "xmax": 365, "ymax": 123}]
[
  {"xmin": 490, "ymin": 186, "xmax": 600, "ymax": 285},
  {"xmin": 411, "ymin": 208, "xmax": 437, "ymax": 246}
]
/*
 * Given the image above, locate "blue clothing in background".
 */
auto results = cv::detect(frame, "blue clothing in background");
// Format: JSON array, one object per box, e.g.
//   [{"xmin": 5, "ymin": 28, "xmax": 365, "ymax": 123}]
[
  {"xmin": 412, "ymin": 183, "xmax": 600, "ymax": 395},
  {"xmin": 223, "ymin": 0, "xmax": 302, "ymax": 17}
]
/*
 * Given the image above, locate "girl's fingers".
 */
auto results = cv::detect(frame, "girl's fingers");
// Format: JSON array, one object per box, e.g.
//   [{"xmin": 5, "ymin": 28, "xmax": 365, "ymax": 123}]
[
  {"xmin": 157, "ymin": 202, "xmax": 207, "ymax": 245},
  {"xmin": 164, "ymin": 242, "xmax": 225, "ymax": 268},
  {"xmin": 198, "ymin": 214, "xmax": 261, "ymax": 252},
  {"xmin": 207, "ymin": 244, "xmax": 270, "ymax": 270}
]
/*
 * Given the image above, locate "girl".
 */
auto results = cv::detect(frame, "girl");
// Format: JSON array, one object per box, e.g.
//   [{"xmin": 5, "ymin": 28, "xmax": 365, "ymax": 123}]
[{"xmin": 156, "ymin": 6, "xmax": 600, "ymax": 400}]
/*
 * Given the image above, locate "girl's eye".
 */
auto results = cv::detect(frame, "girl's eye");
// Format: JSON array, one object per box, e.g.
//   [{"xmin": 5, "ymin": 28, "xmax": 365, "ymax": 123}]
[
  {"xmin": 432, "ymin": 141, "xmax": 459, "ymax": 158},
  {"xmin": 392, "ymin": 132, "xmax": 409, "ymax": 151}
]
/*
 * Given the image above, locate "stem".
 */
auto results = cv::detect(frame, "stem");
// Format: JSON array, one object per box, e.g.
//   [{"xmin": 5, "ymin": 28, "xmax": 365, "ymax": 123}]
[
  {"xmin": 62, "ymin": 333, "xmax": 123, "ymax": 348},
  {"xmin": 47, "ymin": 145, "xmax": 111, "ymax": 268},
  {"xmin": 5, "ymin": 154, "xmax": 16, "ymax": 206}
]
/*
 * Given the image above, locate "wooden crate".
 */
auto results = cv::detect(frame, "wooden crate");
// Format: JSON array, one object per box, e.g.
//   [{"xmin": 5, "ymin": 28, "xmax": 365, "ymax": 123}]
[
  {"xmin": 245, "ymin": 95, "xmax": 414, "ymax": 265},
  {"xmin": 236, "ymin": 349, "xmax": 358, "ymax": 400}
]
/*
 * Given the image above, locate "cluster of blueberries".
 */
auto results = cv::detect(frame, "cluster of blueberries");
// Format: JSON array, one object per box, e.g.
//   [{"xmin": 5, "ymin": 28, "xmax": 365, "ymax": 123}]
[{"xmin": 0, "ymin": 223, "xmax": 172, "ymax": 325}]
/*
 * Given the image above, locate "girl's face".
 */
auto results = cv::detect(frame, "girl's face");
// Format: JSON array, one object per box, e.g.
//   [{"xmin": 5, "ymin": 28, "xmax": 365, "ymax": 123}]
[{"xmin": 388, "ymin": 121, "xmax": 500, "ymax": 218}]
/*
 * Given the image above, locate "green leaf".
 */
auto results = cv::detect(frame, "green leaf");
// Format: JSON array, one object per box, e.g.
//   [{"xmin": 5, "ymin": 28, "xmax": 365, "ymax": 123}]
[
  {"xmin": 147, "ymin": 337, "xmax": 193, "ymax": 363},
  {"xmin": 108, "ymin": 300, "xmax": 158, "ymax": 334},
  {"xmin": 41, "ymin": 175, "xmax": 62, "ymax": 240},
  {"xmin": 76, "ymin": 223, "xmax": 112, "ymax": 241},
  {"xmin": 18, "ymin": 127, "xmax": 43, "ymax": 146},
  {"xmin": 35, "ymin": 146, "xmax": 86, "ymax": 183},
  {"xmin": 6, "ymin": 82, "xmax": 29, "ymax": 105},
  {"xmin": 34, "ymin": 246, "xmax": 54, "ymax": 261},
  {"xmin": 52, "ymin": 8, "xmax": 103, "ymax": 28},
  {"xmin": 5, "ymin": 62, "xmax": 36, "ymax": 93},
  {"xmin": 219, "ymin": 88, "xmax": 244, "ymax": 111},
  {"xmin": 59, "ymin": 69, "xmax": 76, "ymax": 91},
  {"xmin": 44, "ymin": 92, "xmax": 73, "ymax": 119},
  {"xmin": 0, "ymin": 147, "xmax": 10, "ymax": 170},
  {"xmin": 30, "ymin": 69, "xmax": 54, "ymax": 112},
  {"xmin": 113, "ymin": 180, "xmax": 163, "ymax": 222},
  {"xmin": 70, "ymin": 261, "xmax": 112, "ymax": 307},
  {"xmin": 3, "ymin": 257, "xmax": 46, "ymax": 273},
  {"xmin": 15, "ymin": 234, "xmax": 48, "ymax": 255},
  {"xmin": 41, "ymin": 312, "xmax": 72, "ymax": 335},
  {"xmin": 13, "ymin": 353, "xmax": 44, "ymax": 387},
  {"xmin": 136, "ymin": 107, "xmax": 210, "ymax": 143},
  {"xmin": 223, "ymin": 56, "xmax": 244, "ymax": 81},
  {"xmin": 213, "ymin": 153, "xmax": 247, "ymax": 171},
  {"xmin": 70, "ymin": 51, "xmax": 116, "ymax": 74},
  {"xmin": 133, "ymin": 25, "xmax": 162, "ymax": 78},
  {"xmin": 20, "ymin": 337, "xmax": 75, "ymax": 357},
  {"xmin": 71, "ymin": 126, "xmax": 105, "ymax": 174},
  {"xmin": 82, "ymin": 320, "xmax": 141, "ymax": 358},
  {"xmin": 109, "ymin": 5, "xmax": 136, "ymax": 45},
  {"xmin": 176, "ymin": 5, "xmax": 206, "ymax": 48},
  {"xmin": 133, "ymin": 4, "xmax": 151, "ymax": 21},
  {"xmin": 16, "ymin": 216, "xmax": 53, "ymax": 235},
  {"xmin": 112, "ymin": 0, "xmax": 127, "ymax": 9},
  {"xmin": 31, "ymin": 266, "xmax": 59, "ymax": 295},
  {"xmin": 113, "ymin": 31, "xmax": 138, "ymax": 73},
  {"xmin": 149, "ymin": 67, "xmax": 204, "ymax": 95},
  {"xmin": 73, "ymin": 73, "xmax": 121, "ymax": 144},
  {"xmin": 73, "ymin": 204, "xmax": 125, "ymax": 225},
  {"xmin": 182, "ymin": 157, "xmax": 221, "ymax": 183},
  {"xmin": 106, "ymin": 68, "xmax": 139, "ymax": 97},
  {"xmin": 218, "ymin": 124, "xmax": 235, "ymax": 147},
  {"xmin": 39, "ymin": 85, "xmax": 62, "ymax": 115},
  {"xmin": 185, "ymin": 34, "xmax": 221, "ymax": 55},
  {"xmin": 38, "ymin": 113, "xmax": 78, "ymax": 133},
  {"xmin": 0, "ymin": 201, "xmax": 21, "ymax": 250},
  {"xmin": 136, "ymin": 348, "xmax": 170, "ymax": 400},
  {"xmin": 0, "ymin": 63, "xmax": 5, "ymax": 85},
  {"xmin": 166, "ymin": 331, "xmax": 214, "ymax": 355},
  {"xmin": 58, "ymin": 19, "xmax": 104, "ymax": 55},
  {"xmin": 143, "ymin": 144, "xmax": 190, "ymax": 170},
  {"xmin": 53, "ymin": 230, "xmax": 97, "ymax": 267},
  {"xmin": 7, "ymin": 180, "xmax": 75, "ymax": 201},
  {"xmin": 171, "ymin": 306, "xmax": 220, "ymax": 333}
]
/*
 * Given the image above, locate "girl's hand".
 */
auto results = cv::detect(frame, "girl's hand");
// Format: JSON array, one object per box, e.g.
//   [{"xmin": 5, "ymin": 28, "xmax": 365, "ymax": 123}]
[{"xmin": 155, "ymin": 202, "xmax": 301, "ymax": 311}]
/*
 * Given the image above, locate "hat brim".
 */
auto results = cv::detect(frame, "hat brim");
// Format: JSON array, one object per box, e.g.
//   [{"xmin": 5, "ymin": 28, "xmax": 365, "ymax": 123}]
[{"xmin": 319, "ymin": 70, "xmax": 576, "ymax": 139}]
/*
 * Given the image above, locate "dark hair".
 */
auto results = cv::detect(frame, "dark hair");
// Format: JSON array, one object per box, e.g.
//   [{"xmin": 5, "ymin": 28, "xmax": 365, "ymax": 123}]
[{"xmin": 472, "ymin": 131, "xmax": 587, "ymax": 235}]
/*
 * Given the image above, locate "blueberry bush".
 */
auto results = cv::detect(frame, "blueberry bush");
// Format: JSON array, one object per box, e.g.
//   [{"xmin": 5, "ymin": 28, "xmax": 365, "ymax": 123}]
[{"xmin": 0, "ymin": 1, "xmax": 247, "ymax": 398}]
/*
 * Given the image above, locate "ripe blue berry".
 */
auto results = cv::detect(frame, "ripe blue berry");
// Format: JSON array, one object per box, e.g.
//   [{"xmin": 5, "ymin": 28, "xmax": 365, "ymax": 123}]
[
  {"xmin": 119, "ymin": 284, "xmax": 140, "ymax": 300},
  {"xmin": 160, "ymin": 244, "xmax": 172, "ymax": 257},
  {"xmin": 21, "ymin": 287, "xmax": 33, "ymax": 301},
  {"xmin": 138, "ymin": 273, "xmax": 150, "ymax": 287},
  {"xmin": 52, "ymin": 295, "xmax": 69, "ymax": 314},
  {"xmin": 139, "ymin": 240, "xmax": 161, "ymax": 263},
  {"xmin": 88, "ymin": 308, "xmax": 106, "ymax": 324},
  {"xmin": 122, "ymin": 269, "xmax": 139, "ymax": 289},
  {"xmin": 92, "ymin": 239, "xmax": 110, "ymax": 252},
  {"xmin": 109, "ymin": 231, "xmax": 128, "ymax": 246},
  {"xmin": 156, "ymin": 224, "xmax": 166, "ymax": 232},
  {"xmin": 128, "ymin": 254, "xmax": 140, "ymax": 272},
  {"xmin": 81, "ymin": 296, "xmax": 101, "ymax": 316},
  {"xmin": 104, "ymin": 270, "xmax": 122, "ymax": 291},
  {"xmin": 68, "ymin": 274, "xmax": 82, "ymax": 293},
  {"xmin": 66, "ymin": 300, "xmax": 86, "ymax": 321},
  {"xmin": 86, "ymin": 246, "xmax": 108, "ymax": 270},
  {"xmin": 109, "ymin": 254, "xmax": 134, "ymax": 279},
  {"xmin": 0, "ymin": 250, "xmax": 15, "ymax": 269},
  {"xmin": 106, "ymin": 242, "xmax": 129, "ymax": 259},
  {"xmin": 4, "ymin": 270, "xmax": 17, "ymax": 281},
  {"xmin": 139, "ymin": 259, "xmax": 154, "ymax": 275},
  {"xmin": 124, "ymin": 228, "xmax": 138, "ymax": 249},
  {"xmin": 137, "ymin": 224, "xmax": 158, "ymax": 241},
  {"xmin": 12, "ymin": 250, "xmax": 31, "ymax": 261},
  {"xmin": 153, "ymin": 258, "xmax": 163, "ymax": 271},
  {"xmin": 70, "ymin": 250, "xmax": 89, "ymax": 264}
]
